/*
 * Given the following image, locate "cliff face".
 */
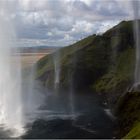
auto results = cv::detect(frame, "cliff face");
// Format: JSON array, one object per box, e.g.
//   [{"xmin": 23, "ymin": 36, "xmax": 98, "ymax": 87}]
[
  {"xmin": 36, "ymin": 34, "xmax": 111, "ymax": 90},
  {"xmin": 36, "ymin": 20, "xmax": 140, "ymax": 138},
  {"xmin": 36, "ymin": 21, "xmax": 134, "ymax": 90}
]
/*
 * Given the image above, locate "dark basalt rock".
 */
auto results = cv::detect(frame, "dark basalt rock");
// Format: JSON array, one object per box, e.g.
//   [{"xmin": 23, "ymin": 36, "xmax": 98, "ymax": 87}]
[{"xmin": 22, "ymin": 119, "xmax": 98, "ymax": 139}]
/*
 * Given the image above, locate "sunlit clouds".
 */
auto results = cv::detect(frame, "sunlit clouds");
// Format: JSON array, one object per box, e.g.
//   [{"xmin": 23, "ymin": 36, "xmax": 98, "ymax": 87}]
[{"xmin": 0, "ymin": 0, "xmax": 136, "ymax": 47}]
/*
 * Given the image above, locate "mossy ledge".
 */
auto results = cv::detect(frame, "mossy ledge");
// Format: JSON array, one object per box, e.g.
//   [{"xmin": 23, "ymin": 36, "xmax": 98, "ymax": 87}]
[{"xmin": 116, "ymin": 91, "xmax": 140, "ymax": 138}]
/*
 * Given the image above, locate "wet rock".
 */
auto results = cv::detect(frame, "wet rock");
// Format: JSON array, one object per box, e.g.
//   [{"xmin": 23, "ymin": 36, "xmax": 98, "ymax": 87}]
[
  {"xmin": 128, "ymin": 83, "xmax": 140, "ymax": 92},
  {"xmin": 22, "ymin": 119, "xmax": 99, "ymax": 139}
]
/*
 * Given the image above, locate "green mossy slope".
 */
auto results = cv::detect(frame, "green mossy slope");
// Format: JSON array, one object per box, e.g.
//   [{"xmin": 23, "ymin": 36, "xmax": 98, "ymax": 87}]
[
  {"xmin": 36, "ymin": 20, "xmax": 134, "ymax": 91},
  {"xmin": 95, "ymin": 48, "xmax": 135, "ymax": 93},
  {"xmin": 94, "ymin": 20, "xmax": 135, "ymax": 96},
  {"xmin": 36, "ymin": 34, "xmax": 111, "ymax": 89}
]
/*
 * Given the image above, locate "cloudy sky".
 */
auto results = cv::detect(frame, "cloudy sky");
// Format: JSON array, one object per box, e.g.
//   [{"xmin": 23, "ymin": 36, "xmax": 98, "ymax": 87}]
[{"xmin": 0, "ymin": 0, "xmax": 139, "ymax": 47}]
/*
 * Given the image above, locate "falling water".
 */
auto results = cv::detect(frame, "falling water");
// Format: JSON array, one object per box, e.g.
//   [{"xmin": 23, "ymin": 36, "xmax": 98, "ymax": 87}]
[
  {"xmin": 133, "ymin": 1, "xmax": 140, "ymax": 84},
  {"xmin": 68, "ymin": 50, "xmax": 77, "ymax": 117},
  {"xmin": 0, "ymin": 3, "xmax": 24, "ymax": 137},
  {"xmin": 52, "ymin": 46, "xmax": 76, "ymax": 117},
  {"xmin": 23, "ymin": 54, "xmax": 40, "ymax": 115},
  {"xmin": 53, "ymin": 49, "xmax": 60, "ymax": 90},
  {"xmin": 69, "ymin": 82, "xmax": 75, "ymax": 117}
]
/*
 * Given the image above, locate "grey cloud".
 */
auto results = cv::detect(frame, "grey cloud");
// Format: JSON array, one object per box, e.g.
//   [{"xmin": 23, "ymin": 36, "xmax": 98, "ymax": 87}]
[
  {"xmin": 3, "ymin": 0, "xmax": 134, "ymax": 47},
  {"xmin": 71, "ymin": 0, "xmax": 91, "ymax": 12},
  {"xmin": 94, "ymin": 0, "xmax": 128, "ymax": 17},
  {"xmin": 132, "ymin": 0, "xmax": 140, "ymax": 19}
]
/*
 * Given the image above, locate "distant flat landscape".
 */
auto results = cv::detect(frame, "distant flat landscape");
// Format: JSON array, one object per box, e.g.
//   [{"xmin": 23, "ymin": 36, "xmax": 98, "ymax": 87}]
[
  {"xmin": 19, "ymin": 52, "xmax": 49, "ymax": 67},
  {"xmin": 12, "ymin": 47, "xmax": 58, "ymax": 67}
]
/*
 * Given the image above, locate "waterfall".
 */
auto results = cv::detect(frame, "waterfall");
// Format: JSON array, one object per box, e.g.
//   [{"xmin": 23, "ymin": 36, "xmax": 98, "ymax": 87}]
[
  {"xmin": 23, "ymin": 53, "xmax": 39, "ymax": 114},
  {"xmin": 69, "ymin": 82, "xmax": 75, "ymax": 116},
  {"xmin": 52, "ymin": 47, "xmax": 76, "ymax": 116},
  {"xmin": 68, "ymin": 50, "xmax": 76, "ymax": 117},
  {"xmin": 133, "ymin": 1, "xmax": 140, "ymax": 85},
  {"xmin": 54, "ymin": 49, "xmax": 60, "ymax": 90},
  {"xmin": 0, "ymin": 3, "xmax": 24, "ymax": 137}
]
